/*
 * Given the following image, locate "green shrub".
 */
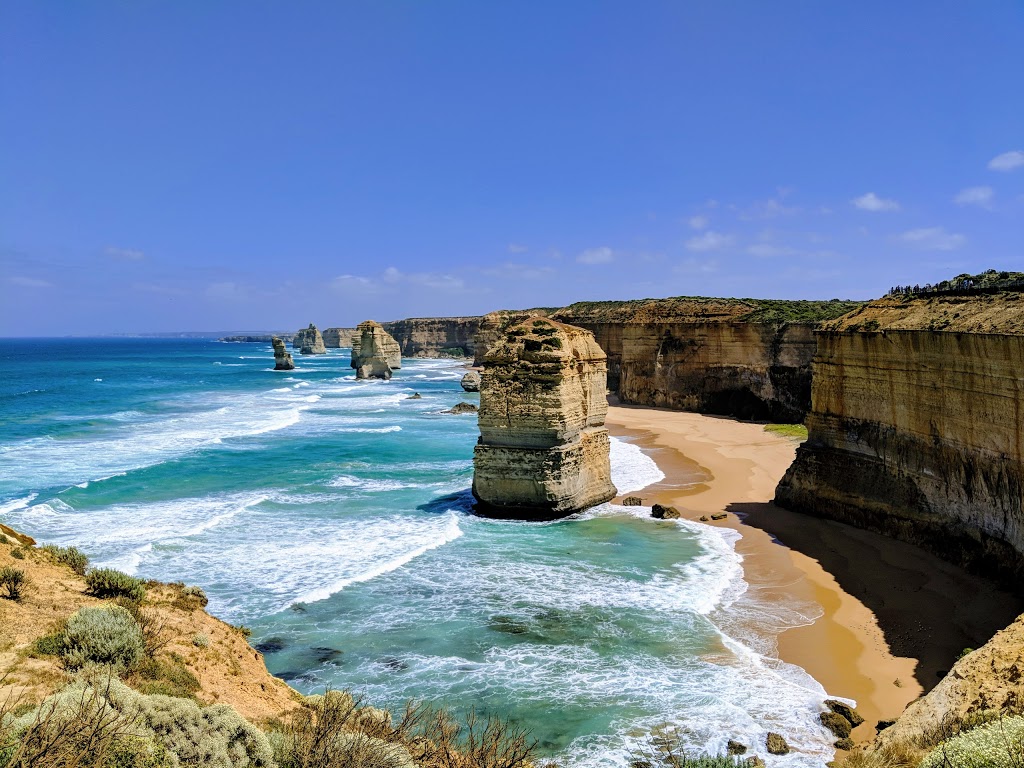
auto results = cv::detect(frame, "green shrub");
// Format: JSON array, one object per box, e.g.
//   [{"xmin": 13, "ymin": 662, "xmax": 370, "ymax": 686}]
[
  {"xmin": 85, "ymin": 568, "xmax": 147, "ymax": 602},
  {"xmin": 40, "ymin": 545, "xmax": 89, "ymax": 576},
  {"xmin": 130, "ymin": 656, "xmax": 202, "ymax": 700},
  {"xmin": 0, "ymin": 533, "xmax": 9, "ymax": 545},
  {"xmin": 193, "ymin": 634, "xmax": 210, "ymax": 648},
  {"xmin": 921, "ymin": 714, "xmax": 1024, "ymax": 768},
  {"xmin": 10, "ymin": 548, "xmax": 25, "ymax": 560},
  {"xmin": 0, "ymin": 567, "xmax": 27, "ymax": 601},
  {"xmin": 182, "ymin": 585, "xmax": 208, "ymax": 606},
  {"xmin": 61, "ymin": 606, "xmax": 145, "ymax": 671}
]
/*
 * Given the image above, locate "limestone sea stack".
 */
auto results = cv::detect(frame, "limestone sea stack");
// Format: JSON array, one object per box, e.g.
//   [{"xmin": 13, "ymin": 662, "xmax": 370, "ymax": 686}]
[
  {"xmin": 351, "ymin": 320, "xmax": 402, "ymax": 380},
  {"xmin": 472, "ymin": 316, "xmax": 616, "ymax": 519},
  {"xmin": 271, "ymin": 337, "xmax": 295, "ymax": 371},
  {"xmin": 294, "ymin": 324, "xmax": 327, "ymax": 355},
  {"xmin": 460, "ymin": 371, "xmax": 481, "ymax": 392}
]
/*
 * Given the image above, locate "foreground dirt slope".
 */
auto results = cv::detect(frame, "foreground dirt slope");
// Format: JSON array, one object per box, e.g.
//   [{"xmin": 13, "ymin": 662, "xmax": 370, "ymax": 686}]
[{"xmin": 0, "ymin": 530, "xmax": 300, "ymax": 722}]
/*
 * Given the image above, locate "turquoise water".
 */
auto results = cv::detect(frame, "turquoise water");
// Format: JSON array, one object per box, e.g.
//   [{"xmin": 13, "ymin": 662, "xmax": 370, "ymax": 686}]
[{"xmin": 0, "ymin": 338, "xmax": 834, "ymax": 767}]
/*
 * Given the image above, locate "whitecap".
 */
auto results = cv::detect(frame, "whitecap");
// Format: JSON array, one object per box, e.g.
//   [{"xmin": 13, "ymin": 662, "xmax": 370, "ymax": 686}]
[{"xmin": 0, "ymin": 493, "xmax": 38, "ymax": 515}]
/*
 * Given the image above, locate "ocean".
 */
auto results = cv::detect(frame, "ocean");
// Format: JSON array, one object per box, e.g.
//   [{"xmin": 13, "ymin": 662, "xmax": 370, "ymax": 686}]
[{"xmin": 0, "ymin": 338, "xmax": 835, "ymax": 766}]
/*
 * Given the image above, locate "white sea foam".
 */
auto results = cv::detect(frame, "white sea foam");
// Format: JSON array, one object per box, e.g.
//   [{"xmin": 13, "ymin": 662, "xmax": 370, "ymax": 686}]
[
  {"xmin": 0, "ymin": 493, "xmax": 38, "ymax": 515},
  {"xmin": 609, "ymin": 437, "xmax": 665, "ymax": 494}
]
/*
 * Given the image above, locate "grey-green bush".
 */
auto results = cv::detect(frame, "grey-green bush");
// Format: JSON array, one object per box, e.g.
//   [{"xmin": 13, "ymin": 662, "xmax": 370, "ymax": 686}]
[
  {"xmin": 85, "ymin": 568, "xmax": 147, "ymax": 602},
  {"xmin": 921, "ymin": 714, "xmax": 1024, "ymax": 768},
  {"xmin": 61, "ymin": 606, "xmax": 145, "ymax": 671},
  {"xmin": 0, "ymin": 567, "xmax": 27, "ymax": 601},
  {"xmin": 40, "ymin": 545, "xmax": 89, "ymax": 576}
]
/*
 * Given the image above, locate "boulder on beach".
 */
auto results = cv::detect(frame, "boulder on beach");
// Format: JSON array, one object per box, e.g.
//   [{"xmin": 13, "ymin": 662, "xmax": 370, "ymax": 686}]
[
  {"xmin": 651, "ymin": 504, "xmax": 681, "ymax": 519},
  {"xmin": 272, "ymin": 337, "xmax": 295, "ymax": 371},
  {"xmin": 460, "ymin": 371, "xmax": 481, "ymax": 392},
  {"xmin": 765, "ymin": 732, "xmax": 790, "ymax": 755},
  {"xmin": 825, "ymin": 699, "xmax": 865, "ymax": 727},
  {"xmin": 820, "ymin": 711, "xmax": 853, "ymax": 739}
]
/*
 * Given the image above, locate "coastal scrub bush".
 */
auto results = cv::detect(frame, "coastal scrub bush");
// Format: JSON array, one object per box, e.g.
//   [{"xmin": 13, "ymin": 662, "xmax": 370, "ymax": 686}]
[
  {"xmin": 9, "ymin": 548, "xmax": 24, "ymax": 560},
  {"xmin": 40, "ymin": 544, "xmax": 89, "ymax": 575},
  {"xmin": 85, "ymin": 568, "xmax": 147, "ymax": 602},
  {"xmin": 60, "ymin": 605, "xmax": 144, "ymax": 671},
  {"xmin": 0, "ymin": 567, "xmax": 27, "ymax": 601},
  {"xmin": 193, "ymin": 633, "xmax": 210, "ymax": 648},
  {"xmin": 129, "ymin": 655, "xmax": 202, "ymax": 699},
  {"xmin": 920, "ymin": 715, "xmax": 1024, "ymax": 768}
]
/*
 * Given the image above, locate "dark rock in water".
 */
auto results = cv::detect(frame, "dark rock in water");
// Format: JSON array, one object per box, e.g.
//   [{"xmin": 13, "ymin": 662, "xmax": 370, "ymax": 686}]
[
  {"xmin": 311, "ymin": 646, "xmax": 344, "ymax": 664},
  {"xmin": 820, "ymin": 711, "xmax": 853, "ymax": 738},
  {"xmin": 407, "ymin": 393, "xmax": 422, "ymax": 400},
  {"xmin": 834, "ymin": 737, "xmax": 855, "ymax": 750},
  {"xmin": 445, "ymin": 402, "xmax": 478, "ymax": 415},
  {"xmin": 765, "ymin": 732, "xmax": 790, "ymax": 755},
  {"xmin": 272, "ymin": 337, "xmax": 295, "ymax": 370},
  {"xmin": 290, "ymin": 602, "xmax": 308, "ymax": 613},
  {"xmin": 488, "ymin": 615, "xmax": 531, "ymax": 635},
  {"xmin": 460, "ymin": 370, "xmax": 481, "ymax": 392},
  {"xmin": 378, "ymin": 656, "xmax": 408, "ymax": 672},
  {"xmin": 651, "ymin": 504, "xmax": 681, "ymax": 519},
  {"xmin": 825, "ymin": 699, "xmax": 865, "ymax": 726},
  {"xmin": 726, "ymin": 739, "xmax": 747, "ymax": 755},
  {"xmin": 254, "ymin": 636, "xmax": 288, "ymax": 654}
]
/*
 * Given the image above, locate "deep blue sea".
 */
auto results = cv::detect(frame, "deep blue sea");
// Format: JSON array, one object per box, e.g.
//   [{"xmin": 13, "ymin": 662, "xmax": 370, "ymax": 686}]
[{"xmin": 0, "ymin": 338, "xmax": 834, "ymax": 767}]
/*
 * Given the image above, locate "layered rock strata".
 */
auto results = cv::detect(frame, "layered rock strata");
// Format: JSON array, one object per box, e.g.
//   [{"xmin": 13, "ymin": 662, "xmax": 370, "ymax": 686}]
[
  {"xmin": 775, "ymin": 292, "xmax": 1024, "ymax": 587},
  {"xmin": 271, "ymin": 337, "xmax": 295, "ymax": 370},
  {"xmin": 322, "ymin": 327, "xmax": 357, "ymax": 348},
  {"xmin": 473, "ymin": 317, "xmax": 616, "ymax": 518},
  {"xmin": 551, "ymin": 298, "xmax": 859, "ymax": 422},
  {"xmin": 293, "ymin": 324, "xmax": 327, "ymax": 355},
  {"xmin": 351, "ymin": 320, "xmax": 402, "ymax": 379}
]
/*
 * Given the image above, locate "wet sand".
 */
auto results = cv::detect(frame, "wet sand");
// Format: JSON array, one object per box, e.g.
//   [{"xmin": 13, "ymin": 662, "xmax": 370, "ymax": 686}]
[{"xmin": 604, "ymin": 404, "xmax": 1023, "ymax": 747}]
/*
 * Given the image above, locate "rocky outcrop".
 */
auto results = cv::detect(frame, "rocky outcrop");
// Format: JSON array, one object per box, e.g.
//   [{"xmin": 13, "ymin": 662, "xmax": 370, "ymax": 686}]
[
  {"xmin": 220, "ymin": 334, "xmax": 294, "ymax": 343},
  {"xmin": 445, "ymin": 402, "xmax": 478, "ymax": 415},
  {"xmin": 472, "ymin": 317, "xmax": 616, "ymax": 518},
  {"xmin": 351, "ymin": 321, "xmax": 402, "ymax": 380},
  {"xmin": 775, "ymin": 291, "xmax": 1024, "ymax": 587},
  {"xmin": 271, "ymin": 337, "xmax": 295, "ymax": 370},
  {"xmin": 322, "ymin": 327, "xmax": 357, "ymax": 348},
  {"xmin": 381, "ymin": 317, "xmax": 481, "ymax": 359},
  {"xmin": 460, "ymin": 371, "xmax": 481, "ymax": 392},
  {"xmin": 293, "ymin": 324, "xmax": 327, "ymax": 355},
  {"xmin": 551, "ymin": 298, "xmax": 860, "ymax": 422}
]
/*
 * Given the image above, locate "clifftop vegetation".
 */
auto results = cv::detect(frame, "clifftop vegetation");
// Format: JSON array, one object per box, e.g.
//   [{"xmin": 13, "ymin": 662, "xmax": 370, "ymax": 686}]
[{"xmin": 552, "ymin": 297, "xmax": 862, "ymax": 325}]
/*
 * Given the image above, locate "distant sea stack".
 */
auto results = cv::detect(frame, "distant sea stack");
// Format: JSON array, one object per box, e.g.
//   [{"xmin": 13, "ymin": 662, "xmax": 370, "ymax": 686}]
[
  {"xmin": 322, "ymin": 327, "xmax": 357, "ymax": 348},
  {"xmin": 472, "ymin": 317, "xmax": 616, "ymax": 519},
  {"xmin": 775, "ymin": 280, "xmax": 1024, "ymax": 587},
  {"xmin": 293, "ymin": 324, "xmax": 327, "ymax": 355},
  {"xmin": 351, "ymin": 320, "xmax": 402, "ymax": 380},
  {"xmin": 271, "ymin": 337, "xmax": 295, "ymax": 370}
]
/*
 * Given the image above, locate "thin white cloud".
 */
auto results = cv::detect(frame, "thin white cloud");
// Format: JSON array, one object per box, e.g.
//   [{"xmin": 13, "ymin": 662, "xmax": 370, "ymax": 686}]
[
  {"xmin": 685, "ymin": 231, "xmax": 734, "ymax": 252},
  {"xmin": 483, "ymin": 262, "xmax": 556, "ymax": 281},
  {"xmin": 898, "ymin": 227, "xmax": 966, "ymax": 251},
  {"xmin": 577, "ymin": 247, "xmax": 613, "ymax": 265},
  {"xmin": 852, "ymin": 192, "xmax": 901, "ymax": 212},
  {"xmin": 333, "ymin": 267, "xmax": 467, "ymax": 294},
  {"xmin": 8, "ymin": 276, "xmax": 53, "ymax": 288},
  {"xmin": 105, "ymin": 247, "xmax": 145, "ymax": 261},
  {"xmin": 739, "ymin": 198, "xmax": 801, "ymax": 220},
  {"xmin": 507, "ymin": 243, "xmax": 528, "ymax": 254},
  {"xmin": 954, "ymin": 186, "xmax": 994, "ymax": 207},
  {"xmin": 674, "ymin": 257, "xmax": 719, "ymax": 275},
  {"xmin": 688, "ymin": 216, "xmax": 708, "ymax": 230},
  {"xmin": 988, "ymin": 150, "xmax": 1024, "ymax": 172}
]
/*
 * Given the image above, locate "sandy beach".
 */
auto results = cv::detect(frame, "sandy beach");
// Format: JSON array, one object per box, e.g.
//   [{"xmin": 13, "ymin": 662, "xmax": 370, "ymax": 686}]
[{"xmin": 604, "ymin": 403, "xmax": 1023, "ymax": 747}]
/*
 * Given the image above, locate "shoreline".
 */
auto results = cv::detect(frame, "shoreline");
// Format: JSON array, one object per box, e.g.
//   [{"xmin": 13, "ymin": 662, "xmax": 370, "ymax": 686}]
[{"xmin": 604, "ymin": 404, "xmax": 1023, "ymax": 749}]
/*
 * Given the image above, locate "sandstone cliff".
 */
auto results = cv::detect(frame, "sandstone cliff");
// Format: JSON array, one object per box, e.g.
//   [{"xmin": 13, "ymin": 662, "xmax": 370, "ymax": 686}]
[
  {"xmin": 272, "ymin": 336, "xmax": 295, "ymax": 370},
  {"xmin": 551, "ymin": 298, "xmax": 859, "ymax": 422},
  {"xmin": 473, "ymin": 317, "xmax": 616, "ymax": 518},
  {"xmin": 351, "ymin": 320, "xmax": 402, "ymax": 379},
  {"xmin": 322, "ymin": 327, "xmax": 356, "ymax": 348},
  {"xmin": 381, "ymin": 316, "xmax": 481, "ymax": 359},
  {"xmin": 775, "ymin": 291, "xmax": 1024, "ymax": 587},
  {"xmin": 293, "ymin": 323, "xmax": 327, "ymax": 355}
]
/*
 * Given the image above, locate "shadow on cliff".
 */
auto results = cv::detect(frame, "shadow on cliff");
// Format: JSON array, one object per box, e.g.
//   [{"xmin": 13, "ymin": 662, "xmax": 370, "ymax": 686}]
[{"xmin": 730, "ymin": 500, "xmax": 1024, "ymax": 693}]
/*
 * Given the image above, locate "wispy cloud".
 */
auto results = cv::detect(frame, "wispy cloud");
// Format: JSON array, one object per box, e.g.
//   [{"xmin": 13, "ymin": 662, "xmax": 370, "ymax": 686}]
[
  {"xmin": 577, "ymin": 247, "xmax": 613, "ymax": 265},
  {"xmin": 105, "ymin": 247, "xmax": 145, "ymax": 261},
  {"xmin": 954, "ymin": 186, "xmax": 994, "ymax": 208},
  {"xmin": 507, "ymin": 243, "xmax": 528, "ymax": 254},
  {"xmin": 898, "ymin": 227, "xmax": 966, "ymax": 251},
  {"xmin": 333, "ymin": 267, "xmax": 467, "ymax": 294},
  {"xmin": 739, "ymin": 197, "xmax": 800, "ymax": 220},
  {"xmin": 8, "ymin": 276, "xmax": 53, "ymax": 288},
  {"xmin": 988, "ymin": 150, "xmax": 1024, "ymax": 172},
  {"xmin": 482, "ymin": 262, "xmax": 556, "ymax": 280},
  {"xmin": 852, "ymin": 192, "xmax": 900, "ymax": 212},
  {"xmin": 685, "ymin": 231, "xmax": 734, "ymax": 252},
  {"xmin": 688, "ymin": 215, "xmax": 708, "ymax": 230},
  {"xmin": 674, "ymin": 257, "xmax": 719, "ymax": 275}
]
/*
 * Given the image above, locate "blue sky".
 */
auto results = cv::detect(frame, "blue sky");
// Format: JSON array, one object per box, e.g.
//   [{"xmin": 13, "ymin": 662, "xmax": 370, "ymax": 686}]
[{"xmin": 2, "ymin": 2, "xmax": 1022, "ymax": 334}]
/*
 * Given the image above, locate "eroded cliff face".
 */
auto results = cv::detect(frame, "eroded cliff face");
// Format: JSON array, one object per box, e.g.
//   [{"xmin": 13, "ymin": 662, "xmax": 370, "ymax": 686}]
[
  {"xmin": 552, "ymin": 298, "xmax": 856, "ymax": 422},
  {"xmin": 776, "ymin": 293, "xmax": 1024, "ymax": 587},
  {"xmin": 322, "ymin": 327, "xmax": 356, "ymax": 347},
  {"xmin": 381, "ymin": 317, "xmax": 482, "ymax": 359},
  {"xmin": 351, "ymin": 320, "xmax": 402, "ymax": 379},
  {"xmin": 473, "ymin": 317, "xmax": 616, "ymax": 518}
]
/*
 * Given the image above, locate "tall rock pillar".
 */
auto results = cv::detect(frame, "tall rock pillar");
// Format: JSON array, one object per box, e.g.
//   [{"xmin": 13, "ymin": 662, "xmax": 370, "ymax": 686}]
[
  {"xmin": 351, "ymin": 320, "xmax": 403, "ymax": 379},
  {"xmin": 473, "ymin": 317, "xmax": 617, "ymax": 518}
]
